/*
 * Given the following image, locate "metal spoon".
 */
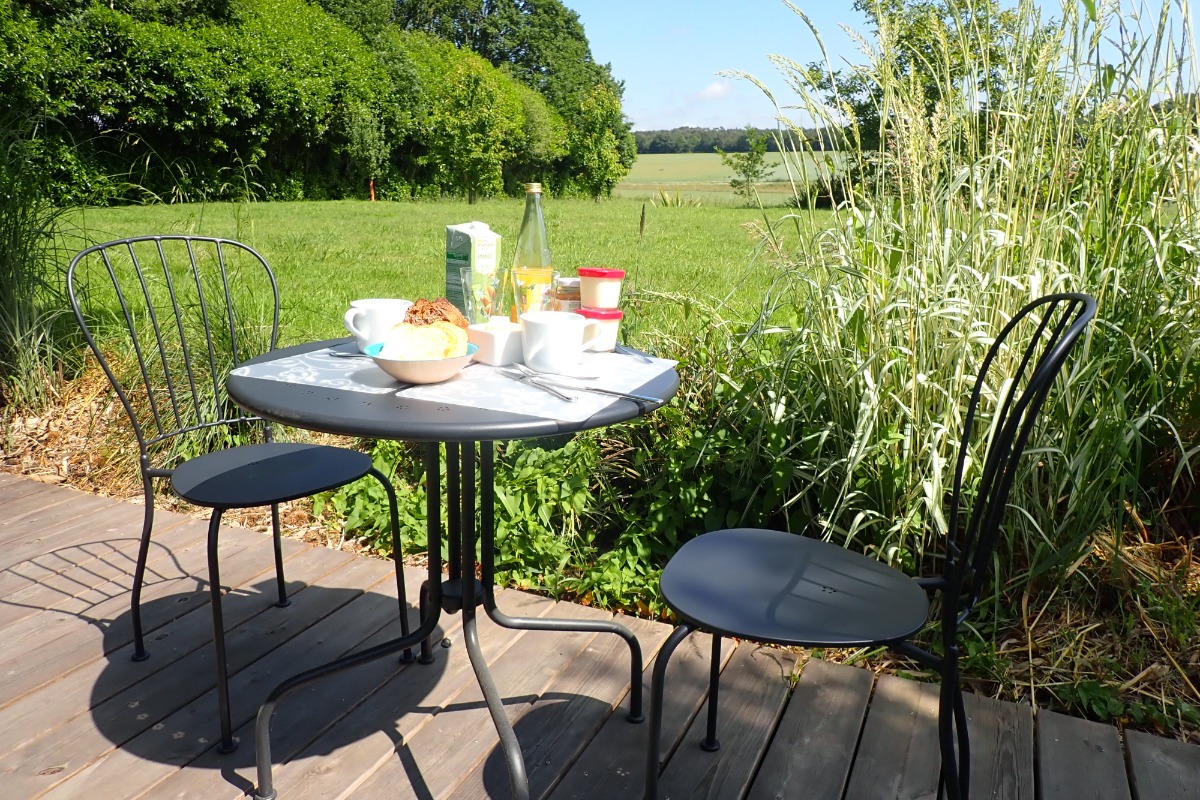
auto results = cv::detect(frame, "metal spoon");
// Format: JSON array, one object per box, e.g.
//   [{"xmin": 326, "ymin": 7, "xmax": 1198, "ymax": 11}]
[{"xmin": 321, "ymin": 348, "xmax": 371, "ymax": 359}]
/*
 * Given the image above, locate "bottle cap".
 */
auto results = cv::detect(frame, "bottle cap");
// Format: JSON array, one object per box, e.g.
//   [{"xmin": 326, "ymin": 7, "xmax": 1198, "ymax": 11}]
[
  {"xmin": 525, "ymin": 183, "xmax": 542, "ymax": 193},
  {"xmin": 577, "ymin": 307, "xmax": 624, "ymax": 320}
]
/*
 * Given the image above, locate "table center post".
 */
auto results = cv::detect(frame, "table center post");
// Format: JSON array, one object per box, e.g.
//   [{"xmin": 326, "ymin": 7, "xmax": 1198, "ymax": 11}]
[
  {"xmin": 446, "ymin": 442, "xmax": 461, "ymax": 583},
  {"xmin": 420, "ymin": 442, "xmax": 442, "ymax": 664},
  {"xmin": 481, "ymin": 442, "xmax": 495, "ymax": 590}
]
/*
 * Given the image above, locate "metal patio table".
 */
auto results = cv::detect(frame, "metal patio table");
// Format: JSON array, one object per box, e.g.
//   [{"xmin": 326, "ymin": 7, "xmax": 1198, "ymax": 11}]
[{"xmin": 226, "ymin": 338, "xmax": 679, "ymax": 800}]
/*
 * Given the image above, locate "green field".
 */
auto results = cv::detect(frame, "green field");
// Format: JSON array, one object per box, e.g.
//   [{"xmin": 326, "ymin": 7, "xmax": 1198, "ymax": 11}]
[
  {"xmin": 66, "ymin": 198, "xmax": 830, "ymax": 345},
  {"xmin": 616, "ymin": 152, "xmax": 843, "ymax": 206}
]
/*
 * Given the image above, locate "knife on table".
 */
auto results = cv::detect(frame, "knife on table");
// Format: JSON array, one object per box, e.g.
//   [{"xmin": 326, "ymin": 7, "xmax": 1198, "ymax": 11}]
[
  {"xmin": 527, "ymin": 377, "xmax": 662, "ymax": 404},
  {"xmin": 498, "ymin": 368, "xmax": 577, "ymax": 402}
]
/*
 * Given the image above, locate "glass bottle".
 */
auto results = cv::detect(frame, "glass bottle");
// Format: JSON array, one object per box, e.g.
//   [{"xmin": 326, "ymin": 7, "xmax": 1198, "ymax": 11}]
[{"xmin": 509, "ymin": 183, "xmax": 554, "ymax": 320}]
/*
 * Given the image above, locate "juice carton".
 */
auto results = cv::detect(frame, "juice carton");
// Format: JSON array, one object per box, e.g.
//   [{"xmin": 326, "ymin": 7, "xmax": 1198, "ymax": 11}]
[{"xmin": 445, "ymin": 222, "xmax": 501, "ymax": 324}]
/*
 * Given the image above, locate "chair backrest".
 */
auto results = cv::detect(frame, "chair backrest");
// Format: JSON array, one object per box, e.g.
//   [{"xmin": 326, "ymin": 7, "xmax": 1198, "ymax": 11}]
[
  {"xmin": 67, "ymin": 236, "xmax": 280, "ymax": 468},
  {"xmin": 943, "ymin": 292, "xmax": 1096, "ymax": 626}
]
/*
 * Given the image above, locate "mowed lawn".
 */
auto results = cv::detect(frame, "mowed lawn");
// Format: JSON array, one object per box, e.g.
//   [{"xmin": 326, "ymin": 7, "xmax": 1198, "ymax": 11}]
[
  {"xmin": 64, "ymin": 198, "xmax": 832, "ymax": 344},
  {"xmin": 616, "ymin": 151, "xmax": 844, "ymax": 205}
]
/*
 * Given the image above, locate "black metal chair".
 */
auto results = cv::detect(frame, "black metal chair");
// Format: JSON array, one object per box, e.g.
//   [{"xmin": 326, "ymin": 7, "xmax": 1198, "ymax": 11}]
[
  {"xmin": 67, "ymin": 235, "xmax": 409, "ymax": 753},
  {"xmin": 645, "ymin": 292, "xmax": 1096, "ymax": 800}
]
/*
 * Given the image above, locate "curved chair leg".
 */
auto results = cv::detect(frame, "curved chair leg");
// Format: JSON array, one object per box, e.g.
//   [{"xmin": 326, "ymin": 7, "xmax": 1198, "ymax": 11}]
[
  {"xmin": 645, "ymin": 623, "xmax": 694, "ymax": 800},
  {"xmin": 207, "ymin": 508, "xmax": 237, "ymax": 754},
  {"xmin": 418, "ymin": 581, "xmax": 435, "ymax": 664},
  {"xmin": 369, "ymin": 467, "xmax": 412, "ymax": 662},
  {"xmin": 952, "ymin": 673, "xmax": 970, "ymax": 800},
  {"xmin": 702, "ymin": 634, "xmax": 722, "ymax": 752},
  {"xmin": 269, "ymin": 503, "xmax": 290, "ymax": 607},
  {"xmin": 130, "ymin": 474, "xmax": 156, "ymax": 662},
  {"xmin": 938, "ymin": 656, "xmax": 964, "ymax": 800}
]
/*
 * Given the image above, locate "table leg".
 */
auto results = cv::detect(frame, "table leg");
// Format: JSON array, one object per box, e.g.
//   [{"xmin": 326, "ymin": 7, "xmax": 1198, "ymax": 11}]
[
  {"xmin": 446, "ymin": 442, "xmax": 461, "ymax": 584},
  {"xmin": 421, "ymin": 442, "xmax": 443, "ymax": 664},
  {"xmin": 476, "ymin": 442, "xmax": 646, "ymax": 722},
  {"xmin": 457, "ymin": 441, "xmax": 531, "ymax": 800}
]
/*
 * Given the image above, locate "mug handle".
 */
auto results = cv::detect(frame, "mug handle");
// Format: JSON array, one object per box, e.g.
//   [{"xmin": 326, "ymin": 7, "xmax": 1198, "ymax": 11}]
[
  {"xmin": 581, "ymin": 320, "xmax": 604, "ymax": 352},
  {"xmin": 344, "ymin": 307, "xmax": 367, "ymax": 340}
]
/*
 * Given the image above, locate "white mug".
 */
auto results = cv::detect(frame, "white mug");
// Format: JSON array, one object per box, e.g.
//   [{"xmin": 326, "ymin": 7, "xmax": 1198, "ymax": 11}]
[
  {"xmin": 343, "ymin": 298, "xmax": 413, "ymax": 351},
  {"xmin": 520, "ymin": 311, "xmax": 600, "ymax": 374}
]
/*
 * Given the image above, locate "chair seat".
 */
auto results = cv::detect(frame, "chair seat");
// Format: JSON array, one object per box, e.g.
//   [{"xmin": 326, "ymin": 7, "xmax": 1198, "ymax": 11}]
[
  {"xmin": 659, "ymin": 528, "xmax": 930, "ymax": 647},
  {"xmin": 171, "ymin": 442, "xmax": 373, "ymax": 509}
]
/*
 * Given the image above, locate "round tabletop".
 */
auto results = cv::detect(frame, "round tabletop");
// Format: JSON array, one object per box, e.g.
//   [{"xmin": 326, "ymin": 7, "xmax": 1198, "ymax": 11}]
[{"xmin": 227, "ymin": 338, "xmax": 680, "ymax": 443}]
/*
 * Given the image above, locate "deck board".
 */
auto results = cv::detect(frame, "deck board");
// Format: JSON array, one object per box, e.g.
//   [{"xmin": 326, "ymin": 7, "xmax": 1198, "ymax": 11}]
[
  {"xmin": 655, "ymin": 644, "xmax": 797, "ymax": 800},
  {"xmin": 38, "ymin": 557, "xmax": 400, "ymax": 799},
  {"xmin": 1, "ymin": 474, "xmax": 1198, "ymax": 800},
  {"xmin": 1038, "ymin": 710, "xmax": 1131, "ymax": 800},
  {"xmin": 0, "ymin": 544, "xmax": 355, "ymax": 752},
  {"xmin": 747, "ymin": 657, "xmax": 873, "ymax": 800},
  {"xmin": 963, "ymin": 691, "xmax": 1034, "ymax": 799},
  {"xmin": 0, "ymin": 522, "xmax": 305, "ymax": 704},
  {"xmin": 843, "ymin": 671, "xmax": 944, "ymax": 800},
  {"xmin": 1125, "ymin": 729, "xmax": 1200, "ymax": 800},
  {"xmin": 0, "ymin": 486, "xmax": 121, "ymax": 548},
  {"xmin": 549, "ymin": 631, "xmax": 734, "ymax": 800}
]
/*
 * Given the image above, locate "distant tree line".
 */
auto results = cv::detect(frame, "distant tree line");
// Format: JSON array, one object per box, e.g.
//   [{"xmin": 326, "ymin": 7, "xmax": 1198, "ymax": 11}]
[
  {"xmin": 0, "ymin": 0, "xmax": 634, "ymax": 203},
  {"xmin": 634, "ymin": 125, "xmax": 838, "ymax": 154}
]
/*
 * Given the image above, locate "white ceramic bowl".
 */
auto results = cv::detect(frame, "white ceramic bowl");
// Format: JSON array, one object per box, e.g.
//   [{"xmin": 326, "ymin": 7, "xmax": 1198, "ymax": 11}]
[
  {"xmin": 467, "ymin": 321, "xmax": 523, "ymax": 366},
  {"xmin": 365, "ymin": 343, "xmax": 478, "ymax": 384}
]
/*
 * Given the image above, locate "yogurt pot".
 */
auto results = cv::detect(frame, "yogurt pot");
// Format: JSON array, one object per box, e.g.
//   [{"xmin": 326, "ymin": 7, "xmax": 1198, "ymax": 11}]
[
  {"xmin": 577, "ymin": 267, "xmax": 625, "ymax": 310},
  {"xmin": 577, "ymin": 306, "xmax": 623, "ymax": 352}
]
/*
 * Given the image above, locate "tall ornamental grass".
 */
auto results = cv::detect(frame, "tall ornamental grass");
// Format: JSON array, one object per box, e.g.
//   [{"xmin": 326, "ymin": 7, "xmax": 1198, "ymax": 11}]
[
  {"xmin": 722, "ymin": 0, "xmax": 1197, "ymax": 631},
  {"xmin": 0, "ymin": 112, "xmax": 73, "ymax": 409}
]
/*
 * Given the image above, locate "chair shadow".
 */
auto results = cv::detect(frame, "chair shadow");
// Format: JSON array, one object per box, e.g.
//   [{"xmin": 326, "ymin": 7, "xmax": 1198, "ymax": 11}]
[
  {"xmin": 0, "ymin": 538, "xmax": 194, "ymax": 629},
  {"xmin": 83, "ymin": 578, "xmax": 451, "ymax": 772}
]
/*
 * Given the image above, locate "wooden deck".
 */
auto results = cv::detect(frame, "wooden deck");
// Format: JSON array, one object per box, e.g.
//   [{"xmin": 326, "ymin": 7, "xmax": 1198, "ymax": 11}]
[{"xmin": 1, "ymin": 471, "xmax": 1197, "ymax": 800}]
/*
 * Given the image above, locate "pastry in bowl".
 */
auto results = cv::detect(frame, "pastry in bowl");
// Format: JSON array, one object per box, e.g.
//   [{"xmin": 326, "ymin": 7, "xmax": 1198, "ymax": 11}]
[
  {"xmin": 379, "ymin": 320, "xmax": 468, "ymax": 360},
  {"xmin": 404, "ymin": 297, "xmax": 469, "ymax": 330},
  {"xmin": 366, "ymin": 303, "xmax": 475, "ymax": 384}
]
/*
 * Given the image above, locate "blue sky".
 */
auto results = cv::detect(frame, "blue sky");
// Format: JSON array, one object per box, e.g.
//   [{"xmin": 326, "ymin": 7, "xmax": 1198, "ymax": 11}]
[
  {"xmin": 562, "ymin": 1, "xmax": 869, "ymax": 130},
  {"xmin": 562, "ymin": 1, "xmax": 1196, "ymax": 131}
]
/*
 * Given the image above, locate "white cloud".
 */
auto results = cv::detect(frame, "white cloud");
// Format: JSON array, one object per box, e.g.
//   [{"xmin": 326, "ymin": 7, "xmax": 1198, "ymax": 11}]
[{"xmin": 693, "ymin": 81, "xmax": 734, "ymax": 102}]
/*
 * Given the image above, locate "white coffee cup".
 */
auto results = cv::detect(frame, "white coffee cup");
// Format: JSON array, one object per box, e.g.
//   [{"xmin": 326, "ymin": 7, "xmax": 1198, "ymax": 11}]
[
  {"xmin": 520, "ymin": 311, "xmax": 600, "ymax": 374},
  {"xmin": 344, "ymin": 298, "xmax": 413, "ymax": 351}
]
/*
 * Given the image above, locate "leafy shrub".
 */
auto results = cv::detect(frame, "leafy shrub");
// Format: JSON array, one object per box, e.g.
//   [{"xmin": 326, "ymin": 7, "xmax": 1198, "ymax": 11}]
[{"xmin": 394, "ymin": 30, "xmax": 524, "ymax": 202}]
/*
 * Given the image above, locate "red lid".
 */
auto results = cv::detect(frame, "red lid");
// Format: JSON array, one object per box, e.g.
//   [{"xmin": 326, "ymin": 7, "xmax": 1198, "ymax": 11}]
[
  {"xmin": 577, "ymin": 306, "xmax": 624, "ymax": 320},
  {"xmin": 577, "ymin": 267, "xmax": 626, "ymax": 279}
]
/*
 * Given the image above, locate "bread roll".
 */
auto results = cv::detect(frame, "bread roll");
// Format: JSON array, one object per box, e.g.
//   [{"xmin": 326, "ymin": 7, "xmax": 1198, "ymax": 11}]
[{"xmin": 404, "ymin": 297, "xmax": 469, "ymax": 329}]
